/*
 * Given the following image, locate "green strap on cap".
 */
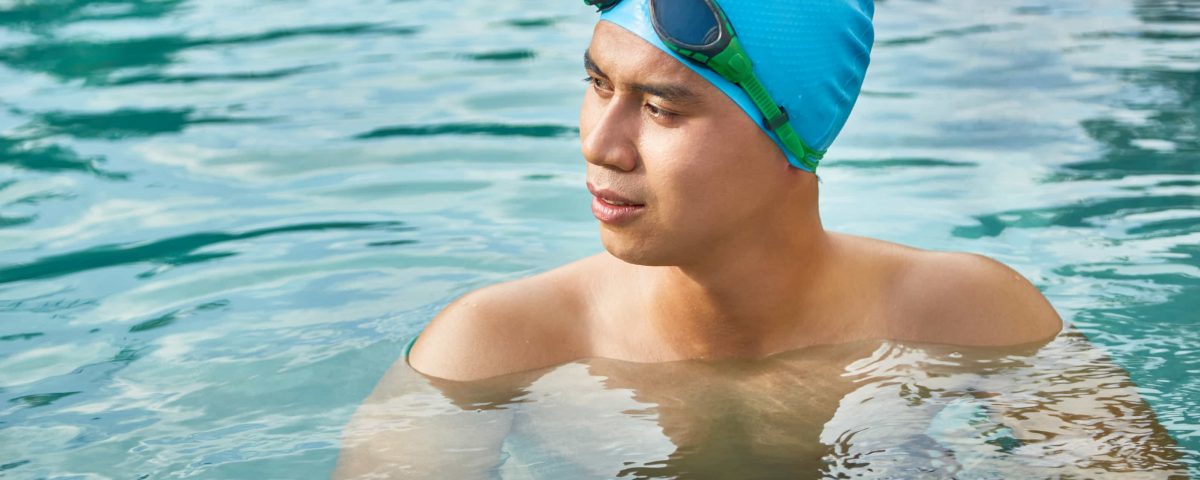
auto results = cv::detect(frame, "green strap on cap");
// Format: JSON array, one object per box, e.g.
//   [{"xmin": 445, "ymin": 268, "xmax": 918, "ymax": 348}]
[{"xmin": 671, "ymin": 30, "xmax": 825, "ymax": 171}]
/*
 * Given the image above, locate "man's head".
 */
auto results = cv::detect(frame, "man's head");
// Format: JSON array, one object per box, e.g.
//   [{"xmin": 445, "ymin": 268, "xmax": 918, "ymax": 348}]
[
  {"xmin": 592, "ymin": 0, "xmax": 875, "ymax": 171},
  {"xmin": 580, "ymin": 0, "xmax": 874, "ymax": 266}
]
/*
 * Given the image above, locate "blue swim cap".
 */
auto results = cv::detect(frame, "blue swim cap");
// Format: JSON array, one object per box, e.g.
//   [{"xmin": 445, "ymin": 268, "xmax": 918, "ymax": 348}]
[{"xmin": 598, "ymin": 0, "xmax": 875, "ymax": 172}]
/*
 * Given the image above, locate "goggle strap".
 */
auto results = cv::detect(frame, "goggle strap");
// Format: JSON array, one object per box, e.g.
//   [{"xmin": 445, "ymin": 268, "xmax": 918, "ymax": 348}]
[
  {"xmin": 776, "ymin": 125, "xmax": 822, "ymax": 170},
  {"xmin": 765, "ymin": 107, "xmax": 791, "ymax": 132},
  {"xmin": 739, "ymin": 75, "xmax": 788, "ymax": 132},
  {"xmin": 740, "ymin": 76, "xmax": 823, "ymax": 169}
]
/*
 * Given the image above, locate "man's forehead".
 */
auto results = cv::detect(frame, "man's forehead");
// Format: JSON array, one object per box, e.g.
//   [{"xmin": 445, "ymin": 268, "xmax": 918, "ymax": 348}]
[{"xmin": 586, "ymin": 21, "xmax": 704, "ymax": 88}]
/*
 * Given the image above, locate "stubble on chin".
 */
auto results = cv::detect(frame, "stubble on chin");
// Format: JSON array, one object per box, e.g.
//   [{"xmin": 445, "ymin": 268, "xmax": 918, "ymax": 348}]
[{"xmin": 599, "ymin": 226, "xmax": 689, "ymax": 267}]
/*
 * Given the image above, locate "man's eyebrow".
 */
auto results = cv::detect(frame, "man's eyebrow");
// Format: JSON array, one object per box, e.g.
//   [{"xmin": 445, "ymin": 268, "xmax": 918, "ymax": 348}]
[
  {"xmin": 583, "ymin": 50, "xmax": 702, "ymax": 106},
  {"xmin": 583, "ymin": 50, "xmax": 607, "ymax": 78},
  {"xmin": 631, "ymin": 81, "xmax": 700, "ymax": 106}
]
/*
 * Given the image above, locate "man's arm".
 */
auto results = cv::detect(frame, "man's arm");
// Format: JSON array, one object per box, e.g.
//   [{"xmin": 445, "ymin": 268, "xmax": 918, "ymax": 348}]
[
  {"xmin": 968, "ymin": 332, "xmax": 1186, "ymax": 475},
  {"xmin": 409, "ymin": 274, "xmax": 587, "ymax": 382},
  {"xmin": 336, "ymin": 272, "xmax": 583, "ymax": 478},
  {"xmin": 334, "ymin": 351, "xmax": 539, "ymax": 479},
  {"xmin": 822, "ymin": 335, "xmax": 1186, "ymax": 477}
]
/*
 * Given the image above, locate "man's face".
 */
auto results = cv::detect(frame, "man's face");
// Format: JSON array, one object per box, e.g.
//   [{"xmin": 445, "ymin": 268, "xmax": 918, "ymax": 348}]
[{"xmin": 581, "ymin": 21, "xmax": 800, "ymax": 266}]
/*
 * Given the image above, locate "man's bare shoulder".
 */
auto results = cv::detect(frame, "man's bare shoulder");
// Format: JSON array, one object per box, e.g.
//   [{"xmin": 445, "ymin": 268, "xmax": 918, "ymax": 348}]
[
  {"xmin": 883, "ymin": 246, "xmax": 1063, "ymax": 346},
  {"xmin": 407, "ymin": 255, "xmax": 608, "ymax": 381}
]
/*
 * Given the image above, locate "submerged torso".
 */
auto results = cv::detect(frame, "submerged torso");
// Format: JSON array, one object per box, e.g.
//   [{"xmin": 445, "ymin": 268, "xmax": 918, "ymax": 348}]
[
  {"xmin": 533, "ymin": 341, "xmax": 876, "ymax": 478},
  {"xmin": 357, "ymin": 334, "xmax": 1184, "ymax": 478}
]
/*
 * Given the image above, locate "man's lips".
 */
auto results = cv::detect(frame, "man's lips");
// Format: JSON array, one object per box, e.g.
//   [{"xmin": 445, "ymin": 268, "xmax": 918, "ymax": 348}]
[
  {"xmin": 587, "ymin": 182, "xmax": 645, "ymax": 225},
  {"xmin": 586, "ymin": 183, "xmax": 645, "ymax": 207}
]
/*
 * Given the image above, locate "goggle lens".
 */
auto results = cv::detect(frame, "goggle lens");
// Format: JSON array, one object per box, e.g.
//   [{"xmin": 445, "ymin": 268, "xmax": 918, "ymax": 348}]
[
  {"xmin": 650, "ymin": 0, "xmax": 721, "ymax": 47},
  {"xmin": 585, "ymin": 0, "xmax": 622, "ymax": 11}
]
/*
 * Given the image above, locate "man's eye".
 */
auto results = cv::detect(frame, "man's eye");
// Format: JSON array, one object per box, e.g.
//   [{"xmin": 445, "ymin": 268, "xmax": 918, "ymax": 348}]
[
  {"xmin": 584, "ymin": 75, "xmax": 612, "ymax": 92},
  {"xmin": 645, "ymin": 103, "xmax": 676, "ymax": 119}
]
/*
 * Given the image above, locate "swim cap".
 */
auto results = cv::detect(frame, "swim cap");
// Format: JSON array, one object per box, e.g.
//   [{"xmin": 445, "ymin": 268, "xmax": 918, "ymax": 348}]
[{"xmin": 598, "ymin": 0, "xmax": 874, "ymax": 172}]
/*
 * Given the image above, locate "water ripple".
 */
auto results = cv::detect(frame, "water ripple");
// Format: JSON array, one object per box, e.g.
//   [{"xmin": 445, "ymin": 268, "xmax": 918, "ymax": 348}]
[
  {"xmin": 0, "ymin": 23, "xmax": 419, "ymax": 84},
  {"xmin": 461, "ymin": 49, "xmax": 537, "ymax": 62},
  {"xmin": 0, "ymin": 135, "xmax": 126, "ymax": 179},
  {"xmin": 501, "ymin": 17, "xmax": 565, "ymax": 29},
  {"xmin": 17, "ymin": 107, "xmax": 273, "ymax": 140},
  {"xmin": 953, "ymin": 194, "xmax": 1200, "ymax": 239},
  {"xmin": 353, "ymin": 122, "xmax": 578, "ymax": 139},
  {"xmin": 834, "ymin": 157, "xmax": 977, "ymax": 170},
  {"xmin": 108, "ymin": 64, "xmax": 328, "ymax": 86},
  {"xmin": 0, "ymin": 221, "xmax": 412, "ymax": 285},
  {"xmin": 0, "ymin": 0, "xmax": 188, "ymax": 33},
  {"xmin": 128, "ymin": 300, "xmax": 229, "ymax": 333},
  {"xmin": 876, "ymin": 23, "xmax": 1024, "ymax": 48}
]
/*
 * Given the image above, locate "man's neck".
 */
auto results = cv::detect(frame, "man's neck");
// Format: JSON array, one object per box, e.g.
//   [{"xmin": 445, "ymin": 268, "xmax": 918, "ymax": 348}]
[{"xmin": 640, "ymin": 213, "xmax": 842, "ymax": 360}]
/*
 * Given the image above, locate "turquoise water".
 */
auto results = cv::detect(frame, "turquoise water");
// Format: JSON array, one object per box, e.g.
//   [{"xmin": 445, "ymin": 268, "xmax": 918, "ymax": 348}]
[{"xmin": 0, "ymin": 0, "xmax": 1197, "ymax": 477}]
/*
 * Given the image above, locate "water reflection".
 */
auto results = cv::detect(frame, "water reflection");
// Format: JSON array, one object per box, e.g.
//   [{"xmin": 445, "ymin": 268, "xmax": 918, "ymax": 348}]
[
  {"xmin": 339, "ymin": 334, "xmax": 1186, "ymax": 478},
  {"xmin": 0, "ymin": 333, "xmax": 45, "ymax": 342},
  {"xmin": 0, "ymin": 106, "xmax": 268, "ymax": 181},
  {"xmin": 876, "ymin": 23, "xmax": 1021, "ymax": 48},
  {"xmin": 127, "ymin": 299, "xmax": 229, "ymax": 333},
  {"xmin": 1061, "ymin": 0, "xmax": 1199, "ymax": 181},
  {"xmin": 0, "ymin": 221, "xmax": 413, "ymax": 285},
  {"xmin": 835, "ymin": 157, "xmax": 976, "ymax": 169},
  {"xmin": 460, "ymin": 49, "xmax": 537, "ymax": 62},
  {"xmin": 0, "ymin": 0, "xmax": 188, "ymax": 34},
  {"xmin": 22, "ymin": 108, "xmax": 271, "ymax": 140},
  {"xmin": 107, "ymin": 64, "xmax": 327, "ymax": 86},
  {"xmin": 353, "ymin": 122, "xmax": 578, "ymax": 140},
  {"xmin": 0, "ymin": 135, "xmax": 126, "ymax": 179},
  {"xmin": 953, "ymin": 194, "xmax": 1199, "ymax": 239},
  {"xmin": 0, "ymin": 23, "xmax": 417, "ymax": 85},
  {"xmin": 0, "ymin": 214, "xmax": 34, "ymax": 228},
  {"xmin": 1133, "ymin": 0, "xmax": 1200, "ymax": 24},
  {"xmin": 1066, "ymin": 94, "xmax": 1198, "ymax": 179},
  {"xmin": 499, "ymin": 17, "xmax": 566, "ymax": 29}
]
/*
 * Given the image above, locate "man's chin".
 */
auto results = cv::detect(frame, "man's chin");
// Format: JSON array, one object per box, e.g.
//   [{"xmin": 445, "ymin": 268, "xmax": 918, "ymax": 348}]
[{"xmin": 599, "ymin": 230, "xmax": 681, "ymax": 267}]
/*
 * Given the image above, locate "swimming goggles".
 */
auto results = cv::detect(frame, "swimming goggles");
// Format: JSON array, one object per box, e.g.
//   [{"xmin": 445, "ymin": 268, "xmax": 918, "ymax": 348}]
[{"xmin": 584, "ymin": 0, "xmax": 823, "ymax": 169}]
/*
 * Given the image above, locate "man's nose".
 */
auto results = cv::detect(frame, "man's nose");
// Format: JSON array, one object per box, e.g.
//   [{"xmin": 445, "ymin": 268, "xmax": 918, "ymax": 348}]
[{"xmin": 581, "ymin": 98, "xmax": 639, "ymax": 172}]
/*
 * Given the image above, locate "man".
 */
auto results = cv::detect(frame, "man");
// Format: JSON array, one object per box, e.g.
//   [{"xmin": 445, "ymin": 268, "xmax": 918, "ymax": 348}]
[
  {"xmin": 335, "ymin": 2, "xmax": 1193, "ymax": 477},
  {"xmin": 408, "ymin": 0, "xmax": 1061, "ymax": 382}
]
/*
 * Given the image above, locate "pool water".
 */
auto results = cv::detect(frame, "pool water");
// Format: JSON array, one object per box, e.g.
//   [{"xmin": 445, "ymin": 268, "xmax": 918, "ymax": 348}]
[{"xmin": 0, "ymin": 0, "xmax": 1197, "ymax": 478}]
